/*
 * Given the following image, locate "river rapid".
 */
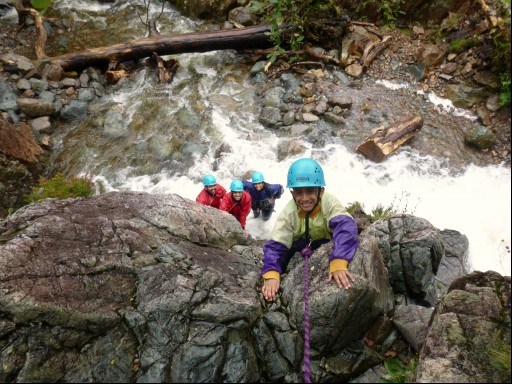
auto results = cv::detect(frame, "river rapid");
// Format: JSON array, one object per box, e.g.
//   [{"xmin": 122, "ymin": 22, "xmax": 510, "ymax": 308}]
[{"xmin": 45, "ymin": 0, "xmax": 511, "ymax": 276}]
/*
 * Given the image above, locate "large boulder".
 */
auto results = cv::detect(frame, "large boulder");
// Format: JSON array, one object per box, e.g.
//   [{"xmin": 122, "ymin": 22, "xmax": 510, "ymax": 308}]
[
  {"xmin": 0, "ymin": 192, "xmax": 397, "ymax": 382},
  {"xmin": 416, "ymin": 271, "xmax": 511, "ymax": 383},
  {"xmin": 365, "ymin": 215, "xmax": 469, "ymax": 306},
  {"xmin": 0, "ymin": 193, "xmax": 494, "ymax": 383}
]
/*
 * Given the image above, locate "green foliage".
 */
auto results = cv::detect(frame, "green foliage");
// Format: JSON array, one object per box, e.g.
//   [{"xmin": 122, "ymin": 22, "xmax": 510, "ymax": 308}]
[
  {"xmin": 347, "ymin": 192, "xmax": 419, "ymax": 223},
  {"xmin": 488, "ymin": 341, "xmax": 511, "ymax": 378},
  {"xmin": 448, "ymin": 37, "xmax": 479, "ymax": 53},
  {"xmin": 370, "ymin": 203, "xmax": 397, "ymax": 221},
  {"xmin": 500, "ymin": 72, "xmax": 511, "ymax": 107},
  {"xmin": 429, "ymin": 14, "xmax": 459, "ymax": 43},
  {"xmin": 250, "ymin": 0, "xmax": 333, "ymax": 62},
  {"xmin": 377, "ymin": 0, "xmax": 405, "ymax": 27},
  {"xmin": 489, "ymin": 3, "xmax": 511, "ymax": 74},
  {"xmin": 30, "ymin": 0, "xmax": 53, "ymax": 15},
  {"xmin": 26, "ymin": 173, "xmax": 95, "ymax": 203},
  {"xmin": 380, "ymin": 357, "xmax": 418, "ymax": 383}
]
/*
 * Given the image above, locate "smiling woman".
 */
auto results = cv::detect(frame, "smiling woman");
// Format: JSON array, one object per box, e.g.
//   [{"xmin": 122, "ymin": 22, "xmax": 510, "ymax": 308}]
[{"xmin": 261, "ymin": 158, "xmax": 359, "ymax": 302}]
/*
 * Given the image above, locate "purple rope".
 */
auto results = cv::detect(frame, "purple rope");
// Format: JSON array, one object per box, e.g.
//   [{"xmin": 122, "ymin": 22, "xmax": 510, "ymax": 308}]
[{"xmin": 301, "ymin": 246, "xmax": 313, "ymax": 383}]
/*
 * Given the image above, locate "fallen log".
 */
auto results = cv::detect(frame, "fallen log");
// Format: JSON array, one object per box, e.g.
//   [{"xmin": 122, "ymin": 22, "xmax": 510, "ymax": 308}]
[
  {"xmin": 356, "ymin": 115, "xmax": 424, "ymax": 162},
  {"xmin": 49, "ymin": 24, "xmax": 273, "ymax": 72}
]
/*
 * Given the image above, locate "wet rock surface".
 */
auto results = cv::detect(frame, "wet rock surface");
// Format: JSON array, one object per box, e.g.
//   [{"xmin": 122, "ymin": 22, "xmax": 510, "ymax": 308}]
[{"xmin": 253, "ymin": 23, "xmax": 510, "ymax": 168}]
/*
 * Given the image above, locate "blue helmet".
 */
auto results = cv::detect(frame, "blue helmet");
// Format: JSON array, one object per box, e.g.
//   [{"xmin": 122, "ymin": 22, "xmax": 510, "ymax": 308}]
[
  {"xmin": 203, "ymin": 174, "xmax": 216, "ymax": 187},
  {"xmin": 252, "ymin": 171, "xmax": 265, "ymax": 184},
  {"xmin": 286, "ymin": 158, "xmax": 326, "ymax": 188},
  {"xmin": 230, "ymin": 179, "xmax": 244, "ymax": 192}
]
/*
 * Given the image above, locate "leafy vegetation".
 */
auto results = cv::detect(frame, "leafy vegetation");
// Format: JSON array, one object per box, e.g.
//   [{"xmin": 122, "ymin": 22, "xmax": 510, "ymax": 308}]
[
  {"xmin": 488, "ymin": 340, "xmax": 511, "ymax": 379},
  {"xmin": 448, "ymin": 37, "xmax": 479, "ymax": 53},
  {"xmin": 250, "ymin": 0, "xmax": 334, "ymax": 62},
  {"xmin": 26, "ymin": 173, "xmax": 95, "ymax": 203},
  {"xmin": 500, "ymin": 72, "xmax": 511, "ymax": 107},
  {"xmin": 380, "ymin": 357, "xmax": 418, "ymax": 383},
  {"xmin": 377, "ymin": 0, "xmax": 405, "ymax": 28},
  {"xmin": 30, "ymin": 0, "xmax": 53, "ymax": 15},
  {"xmin": 347, "ymin": 192, "xmax": 418, "ymax": 223}
]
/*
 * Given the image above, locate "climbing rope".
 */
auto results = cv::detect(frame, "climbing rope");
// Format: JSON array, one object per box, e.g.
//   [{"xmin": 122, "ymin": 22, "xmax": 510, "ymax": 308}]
[{"xmin": 301, "ymin": 244, "xmax": 313, "ymax": 383}]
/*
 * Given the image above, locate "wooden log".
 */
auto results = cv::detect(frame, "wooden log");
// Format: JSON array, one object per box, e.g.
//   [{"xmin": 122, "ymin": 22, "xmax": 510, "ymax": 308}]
[
  {"xmin": 49, "ymin": 24, "xmax": 273, "ymax": 72},
  {"xmin": 15, "ymin": 2, "xmax": 47, "ymax": 59},
  {"xmin": 148, "ymin": 52, "xmax": 179, "ymax": 84},
  {"xmin": 356, "ymin": 115, "xmax": 424, "ymax": 162},
  {"xmin": 105, "ymin": 70, "xmax": 130, "ymax": 84}
]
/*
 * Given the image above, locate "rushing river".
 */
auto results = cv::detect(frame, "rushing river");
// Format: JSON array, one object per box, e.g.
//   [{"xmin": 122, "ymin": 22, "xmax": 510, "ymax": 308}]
[{"xmin": 46, "ymin": 0, "xmax": 511, "ymax": 276}]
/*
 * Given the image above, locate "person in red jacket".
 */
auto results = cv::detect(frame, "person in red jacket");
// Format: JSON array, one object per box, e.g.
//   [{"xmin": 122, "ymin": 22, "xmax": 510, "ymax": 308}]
[
  {"xmin": 196, "ymin": 174, "xmax": 226, "ymax": 209},
  {"xmin": 220, "ymin": 179, "xmax": 252, "ymax": 230}
]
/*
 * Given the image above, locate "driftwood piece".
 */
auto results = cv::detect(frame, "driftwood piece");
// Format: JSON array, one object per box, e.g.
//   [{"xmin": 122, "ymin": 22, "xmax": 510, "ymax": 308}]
[
  {"xmin": 15, "ymin": 2, "xmax": 47, "ymax": 59},
  {"xmin": 361, "ymin": 35, "xmax": 392, "ymax": 72},
  {"xmin": 356, "ymin": 115, "xmax": 424, "ymax": 162},
  {"xmin": 49, "ymin": 24, "xmax": 273, "ymax": 72},
  {"xmin": 105, "ymin": 70, "xmax": 130, "ymax": 84},
  {"xmin": 148, "ymin": 52, "xmax": 179, "ymax": 84}
]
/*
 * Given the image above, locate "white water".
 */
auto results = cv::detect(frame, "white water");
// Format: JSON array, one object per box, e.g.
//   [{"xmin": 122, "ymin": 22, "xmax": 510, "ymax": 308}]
[
  {"xmin": 51, "ymin": 0, "xmax": 510, "ymax": 277},
  {"xmin": 92, "ymin": 76, "xmax": 512, "ymax": 277}
]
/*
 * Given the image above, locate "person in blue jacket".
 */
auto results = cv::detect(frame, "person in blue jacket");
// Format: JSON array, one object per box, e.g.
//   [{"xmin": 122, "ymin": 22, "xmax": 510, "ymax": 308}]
[
  {"xmin": 242, "ymin": 171, "xmax": 284, "ymax": 221},
  {"xmin": 260, "ymin": 158, "xmax": 359, "ymax": 301}
]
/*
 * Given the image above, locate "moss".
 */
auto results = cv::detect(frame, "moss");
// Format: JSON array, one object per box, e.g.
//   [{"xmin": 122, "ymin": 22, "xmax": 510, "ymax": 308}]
[
  {"xmin": 448, "ymin": 37, "xmax": 479, "ymax": 53},
  {"xmin": 446, "ymin": 322, "xmax": 466, "ymax": 345}
]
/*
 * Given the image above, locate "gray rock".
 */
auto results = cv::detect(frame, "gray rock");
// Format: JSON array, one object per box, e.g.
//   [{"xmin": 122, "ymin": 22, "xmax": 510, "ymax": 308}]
[
  {"xmin": 0, "ymin": 53, "xmax": 35, "ymax": 74},
  {"xmin": 16, "ymin": 78, "xmax": 31, "ymax": 91},
  {"xmin": 282, "ymin": 111, "xmax": 295, "ymax": 126},
  {"xmin": 280, "ymin": 73, "xmax": 301, "ymax": 92},
  {"xmin": 328, "ymin": 95, "xmax": 353, "ymax": 109},
  {"xmin": 61, "ymin": 77, "xmax": 78, "ymax": 88},
  {"xmin": 79, "ymin": 73, "xmax": 90, "ymax": 88},
  {"xmin": 92, "ymin": 81, "xmax": 105, "ymax": 97},
  {"xmin": 28, "ymin": 78, "xmax": 49, "ymax": 93},
  {"xmin": 416, "ymin": 43, "xmax": 445, "ymax": 67},
  {"xmin": 0, "ymin": 80, "xmax": 17, "ymax": 111},
  {"xmin": 38, "ymin": 90, "xmax": 56, "ymax": 103},
  {"xmin": 302, "ymin": 112, "xmax": 319, "ymax": 122},
  {"xmin": 393, "ymin": 304, "xmax": 434, "ymax": 352},
  {"xmin": 60, "ymin": 100, "xmax": 88, "ymax": 121},
  {"xmin": 250, "ymin": 61, "xmax": 267, "ymax": 76},
  {"xmin": 77, "ymin": 88, "xmax": 95, "ymax": 102},
  {"xmin": 263, "ymin": 86, "xmax": 285, "ymax": 108},
  {"xmin": 16, "ymin": 98, "xmax": 55, "ymax": 117},
  {"xmin": 259, "ymin": 106, "xmax": 282, "ymax": 127},
  {"xmin": 227, "ymin": 6, "xmax": 256, "ymax": 26},
  {"xmin": 28, "ymin": 116, "xmax": 53, "ymax": 134},
  {"xmin": 0, "ymin": 192, "xmax": 499, "ymax": 383},
  {"xmin": 444, "ymin": 84, "xmax": 488, "ymax": 109},
  {"xmin": 465, "ymin": 125, "xmax": 496, "ymax": 149},
  {"xmin": 366, "ymin": 215, "xmax": 446, "ymax": 303},
  {"xmin": 332, "ymin": 70, "xmax": 350, "ymax": 84},
  {"xmin": 324, "ymin": 112, "xmax": 346, "ymax": 125},
  {"xmin": 485, "ymin": 94, "xmax": 501, "ymax": 112},
  {"xmin": 416, "ymin": 271, "xmax": 511, "ymax": 383}
]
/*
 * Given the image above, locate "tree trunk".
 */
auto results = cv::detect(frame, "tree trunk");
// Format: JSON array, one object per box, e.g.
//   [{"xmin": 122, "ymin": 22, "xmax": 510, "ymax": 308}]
[
  {"xmin": 49, "ymin": 24, "xmax": 273, "ymax": 72},
  {"xmin": 356, "ymin": 115, "xmax": 424, "ymax": 162}
]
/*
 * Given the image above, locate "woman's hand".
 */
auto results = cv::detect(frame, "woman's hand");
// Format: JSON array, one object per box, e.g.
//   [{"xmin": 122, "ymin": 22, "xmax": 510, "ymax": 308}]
[
  {"xmin": 328, "ymin": 270, "xmax": 355, "ymax": 289},
  {"xmin": 262, "ymin": 278, "xmax": 280, "ymax": 301}
]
